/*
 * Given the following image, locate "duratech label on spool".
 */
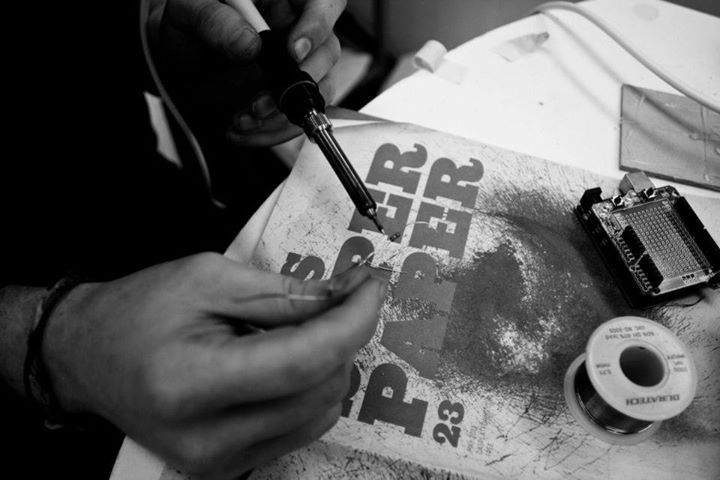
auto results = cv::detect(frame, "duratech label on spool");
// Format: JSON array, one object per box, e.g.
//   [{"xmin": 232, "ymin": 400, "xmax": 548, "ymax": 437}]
[
  {"xmin": 585, "ymin": 316, "xmax": 697, "ymax": 422},
  {"xmin": 564, "ymin": 316, "xmax": 698, "ymax": 445}
]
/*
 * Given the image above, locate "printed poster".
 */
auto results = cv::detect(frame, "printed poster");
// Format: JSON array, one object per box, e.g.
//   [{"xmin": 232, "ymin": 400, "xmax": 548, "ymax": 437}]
[
  {"xmin": 250, "ymin": 122, "xmax": 720, "ymax": 479},
  {"xmin": 117, "ymin": 122, "xmax": 719, "ymax": 480}
]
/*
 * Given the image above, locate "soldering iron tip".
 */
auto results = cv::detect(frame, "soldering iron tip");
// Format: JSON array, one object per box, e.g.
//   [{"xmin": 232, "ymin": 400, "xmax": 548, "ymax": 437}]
[
  {"xmin": 375, "ymin": 220, "xmax": 386, "ymax": 236},
  {"xmin": 367, "ymin": 209, "xmax": 385, "ymax": 235}
]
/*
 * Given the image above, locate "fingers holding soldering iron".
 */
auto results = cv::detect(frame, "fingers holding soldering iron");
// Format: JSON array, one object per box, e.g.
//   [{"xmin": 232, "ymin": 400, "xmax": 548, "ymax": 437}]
[
  {"xmin": 162, "ymin": 0, "xmax": 262, "ymax": 65},
  {"xmin": 227, "ymin": 103, "xmax": 302, "ymax": 146},
  {"xmin": 285, "ymin": 0, "xmax": 346, "ymax": 62},
  {"xmin": 256, "ymin": 0, "xmax": 345, "ymax": 62},
  {"xmin": 226, "ymin": 31, "xmax": 340, "ymax": 145},
  {"xmin": 299, "ymin": 32, "xmax": 340, "ymax": 98}
]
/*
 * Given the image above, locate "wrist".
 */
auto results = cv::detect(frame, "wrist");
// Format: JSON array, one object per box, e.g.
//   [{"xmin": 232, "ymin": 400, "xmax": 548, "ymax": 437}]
[{"xmin": 40, "ymin": 281, "xmax": 101, "ymax": 419}]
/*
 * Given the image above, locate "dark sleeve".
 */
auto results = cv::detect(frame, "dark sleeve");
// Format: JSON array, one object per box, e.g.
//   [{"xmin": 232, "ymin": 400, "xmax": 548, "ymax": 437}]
[{"xmin": 1, "ymin": 0, "xmax": 233, "ymax": 286}]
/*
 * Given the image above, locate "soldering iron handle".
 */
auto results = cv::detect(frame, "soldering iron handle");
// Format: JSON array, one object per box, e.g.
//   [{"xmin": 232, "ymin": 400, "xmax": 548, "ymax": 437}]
[
  {"xmin": 254, "ymin": 31, "xmax": 378, "ymax": 218},
  {"xmin": 256, "ymin": 30, "xmax": 326, "ymax": 126},
  {"xmin": 223, "ymin": 0, "xmax": 384, "ymax": 232}
]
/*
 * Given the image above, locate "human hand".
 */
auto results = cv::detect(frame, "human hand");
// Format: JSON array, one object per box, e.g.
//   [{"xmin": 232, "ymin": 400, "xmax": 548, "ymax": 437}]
[
  {"xmin": 43, "ymin": 253, "xmax": 384, "ymax": 479},
  {"xmin": 148, "ymin": 0, "xmax": 345, "ymax": 147}
]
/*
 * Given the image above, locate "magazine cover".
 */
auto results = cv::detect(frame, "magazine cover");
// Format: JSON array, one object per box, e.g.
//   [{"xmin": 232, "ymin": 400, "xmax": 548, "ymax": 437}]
[
  {"xmin": 248, "ymin": 122, "xmax": 719, "ymax": 479},
  {"xmin": 113, "ymin": 121, "xmax": 719, "ymax": 480}
]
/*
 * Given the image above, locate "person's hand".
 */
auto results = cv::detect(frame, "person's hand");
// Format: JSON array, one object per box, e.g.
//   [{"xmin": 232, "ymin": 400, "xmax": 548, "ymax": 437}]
[
  {"xmin": 148, "ymin": 0, "xmax": 345, "ymax": 147},
  {"xmin": 43, "ymin": 253, "xmax": 384, "ymax": 479}
]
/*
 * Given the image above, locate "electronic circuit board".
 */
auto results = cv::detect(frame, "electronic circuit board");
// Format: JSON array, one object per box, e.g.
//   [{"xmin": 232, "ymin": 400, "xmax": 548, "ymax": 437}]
[{"xmin": 576, "ymin": 172, "xmax": 720, "ymax": 308}]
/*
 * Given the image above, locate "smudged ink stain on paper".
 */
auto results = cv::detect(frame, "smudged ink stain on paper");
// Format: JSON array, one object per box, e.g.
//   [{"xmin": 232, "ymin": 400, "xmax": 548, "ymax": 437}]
[
  {"xmin": 445, "ymin": 233, "xmax": 623, "ymax": 383},
  {"xmin": 442, "ymin": 188, "xmax": 631, "ymax": 389},
  {"xmin": 428, "ymin": 184, "xmax": 718, "ymax": 443}
]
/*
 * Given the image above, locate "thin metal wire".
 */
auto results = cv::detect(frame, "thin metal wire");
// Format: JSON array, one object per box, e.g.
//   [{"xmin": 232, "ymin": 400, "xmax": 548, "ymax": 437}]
[
  {"xmin": 354, "ymin": 220, "xmax": 442, "ymax": 276},
  {"xmin": 232, "ymin": 292, "xmax": 331, "ymax": 303},
  {"xmin": 229, "ymin": 219, "xmax": 451, "ymax": 335}
]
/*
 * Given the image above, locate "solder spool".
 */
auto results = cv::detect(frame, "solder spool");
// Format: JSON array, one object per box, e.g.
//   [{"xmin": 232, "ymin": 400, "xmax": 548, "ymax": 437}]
[{"xmin": 564, "ymin": 316, "xmax": 697, "ymax": 445}]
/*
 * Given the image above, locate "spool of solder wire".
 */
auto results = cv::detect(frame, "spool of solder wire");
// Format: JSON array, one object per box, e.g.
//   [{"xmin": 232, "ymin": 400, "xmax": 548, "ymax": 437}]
[{"xmin": 564, "ymin": 316, "xmax": 697, "ymax": 445}]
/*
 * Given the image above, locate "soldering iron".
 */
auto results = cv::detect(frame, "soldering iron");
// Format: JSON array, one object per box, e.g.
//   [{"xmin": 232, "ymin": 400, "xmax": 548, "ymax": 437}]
[{"xmin": 224, "ymin": 0, "xmax": 385, "ymax": 234}]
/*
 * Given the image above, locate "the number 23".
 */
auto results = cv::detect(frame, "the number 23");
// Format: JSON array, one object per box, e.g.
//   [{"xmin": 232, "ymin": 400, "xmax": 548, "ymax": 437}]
[{"xmin": 433, "ymin": 400, "xmax": 464, "ymax": 447}]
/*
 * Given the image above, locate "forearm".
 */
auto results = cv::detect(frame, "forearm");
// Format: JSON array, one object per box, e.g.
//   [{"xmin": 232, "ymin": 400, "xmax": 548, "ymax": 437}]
[{"xmin": 0, "ymin": 286, "xmax": 45, "ymax": 397}]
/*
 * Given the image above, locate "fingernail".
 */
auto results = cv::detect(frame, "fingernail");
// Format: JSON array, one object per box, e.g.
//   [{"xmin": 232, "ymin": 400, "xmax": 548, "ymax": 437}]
[
  {"xmin": 293, "ymin": 38, "xmax": 312, "ymax": 62},
  {"xmin": 252, "ymin": 95, "xmax": 277, "ymax": 118},
  {"xmin": 234, "ymin": 113, "xmax": 262, "ymax": 131}
]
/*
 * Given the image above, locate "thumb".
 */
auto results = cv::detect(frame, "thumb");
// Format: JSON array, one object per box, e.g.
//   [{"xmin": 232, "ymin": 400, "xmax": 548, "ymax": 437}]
[{"xmin": 174, "ymin": 0, "xmax": 261, "ymax": 62}]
